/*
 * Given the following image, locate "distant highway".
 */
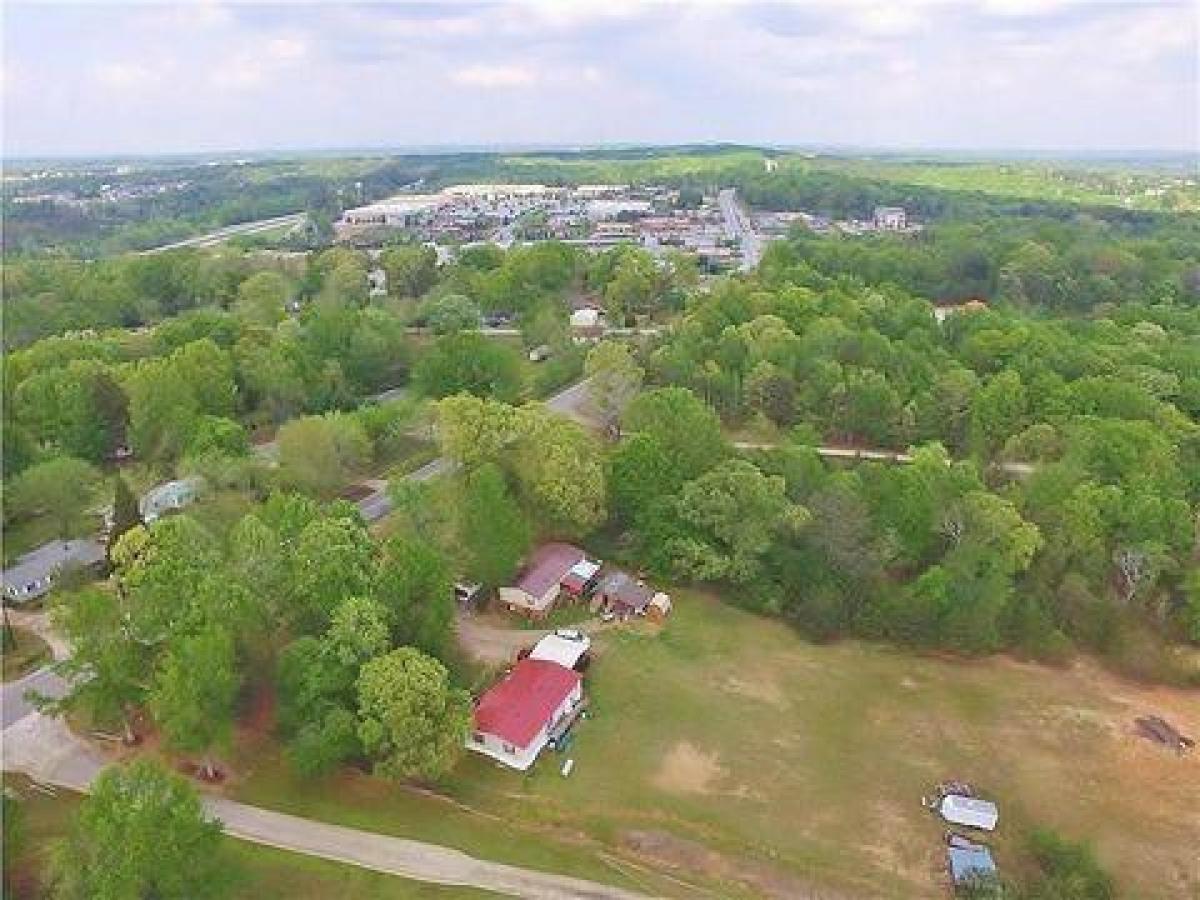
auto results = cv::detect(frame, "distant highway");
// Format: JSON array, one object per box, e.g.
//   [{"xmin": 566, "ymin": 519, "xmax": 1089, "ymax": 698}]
[{"xmin": 138, "ymin": 212, "xmax": 306, "ymax": 255}]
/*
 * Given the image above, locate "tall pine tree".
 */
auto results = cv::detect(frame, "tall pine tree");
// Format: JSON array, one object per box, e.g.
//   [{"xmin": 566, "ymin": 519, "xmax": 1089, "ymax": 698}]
[{"xmin": 108, "ymin": 474, "xmax": 143, "ymax": 563}]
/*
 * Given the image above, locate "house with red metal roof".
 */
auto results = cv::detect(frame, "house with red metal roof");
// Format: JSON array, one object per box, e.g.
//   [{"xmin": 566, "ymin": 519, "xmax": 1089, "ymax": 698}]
[
  {"xmin": 467, "ymin": 658, "xmax": 584, "ymax": 770},
  {"xmin": 499, "ymin": 542, "xmax": 589, "ymax": 617}
]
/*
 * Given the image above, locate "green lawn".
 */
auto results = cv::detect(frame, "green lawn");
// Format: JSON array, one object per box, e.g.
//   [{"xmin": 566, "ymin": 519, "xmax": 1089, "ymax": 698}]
[
  {"xmin": 2, "ymin": 625, "xmax": 51, "ymax": 682},
  {"xmin": 1, "ymin": 775, "xmax": 499, "ymax": 899},
  {"xmin": 235, "ymin": 591, "xmax": 1200, "ymax": 899}
]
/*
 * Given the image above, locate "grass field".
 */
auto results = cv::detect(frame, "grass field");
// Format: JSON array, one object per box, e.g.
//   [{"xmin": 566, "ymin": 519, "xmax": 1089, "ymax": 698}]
[
  {"xmin": 233, "ymin": 591, "xmax": 1200, "ymax": 899},
  {"xmin": 2, "ymin": 626, "xmax": 51, "ymax": 682},
  {"xmin": 1, "ymin": 775, "xmax": 500, "ymax": 899}
]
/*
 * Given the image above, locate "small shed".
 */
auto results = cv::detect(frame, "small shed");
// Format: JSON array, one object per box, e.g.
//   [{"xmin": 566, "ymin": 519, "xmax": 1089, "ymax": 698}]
[
  {"xmin": 939, "ymin": 795, "xmax": 999, "ymax": 832},
  {"xmin": 946, "ymin": 835, "xmax": 997, "ymax": 886},
  {"xmin": 561, "ymin": 559, "xmax": 600, "ymax": 598},
  {"xmin": 595, "ymin": 570, "xmax": 654, "ymax": 619},
  {"xmin": 647, "ymin": 592, "xmax": 672, "ymax": 622}
]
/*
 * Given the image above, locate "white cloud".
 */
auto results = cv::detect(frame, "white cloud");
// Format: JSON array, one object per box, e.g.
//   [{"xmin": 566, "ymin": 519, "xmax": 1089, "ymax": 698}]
[
  {"xmin": 266, "ymin": 37, "xmax": 308, "ymax": 62},
  {"xmin": 94, "ymin": 62, "xmax": 159, "ymax": 91},
  {"xmin": 452, "ymin": 64, "xmax": 539, "ymax": 88}
]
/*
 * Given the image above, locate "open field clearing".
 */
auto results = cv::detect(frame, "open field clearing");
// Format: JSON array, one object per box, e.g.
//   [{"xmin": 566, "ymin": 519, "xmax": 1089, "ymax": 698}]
[{"xmin": 230, "ymin": 593, "xmax": 1199, "ymax": 898}]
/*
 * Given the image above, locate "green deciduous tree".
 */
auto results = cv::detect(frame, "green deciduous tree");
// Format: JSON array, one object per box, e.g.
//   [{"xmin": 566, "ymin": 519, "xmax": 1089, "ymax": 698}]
[
  {"xmin": 380, "ymin": 245, "xmax": 438, "ymax": 298},
  {"xmin": 149, "ymin": 624, "xmax": 240, "ymax": 780},
  {"xmin": 668, "ymin": 459, "xmax": 809, "ymax": 585},
  {"xmin": 290, "ymin": 516, "xmax": 375, "ymax": 634},
  {"xmin": 234, "ymin": 271, "xmax": 290, "ymax": 326},
  {"xmin": 459, "ymin": 462, "xmax": 529, "ymax": 587},
  {"xmin": 277, "ymin": 596, "xmax": 391, "ymax": 775},
  {"xmin": 7, "ymin": 456, "xmax": 101, "ymax": 538},
  {"xmin": 423, "ymin": 293, "xmax": 480, "ymax": 334},
  {"xmin": 585, "ymin": 341, "xmax": 644, "ymax": 436},
  {"xmin": 513, "ymin": 405, "xmax": 607, "ymax": 534},
  {"xmin": 277, "ymin": 413, "xmax": 370, "ymax": 495},
  {"xmin": 434, "ymin": 394, "xmax": 517, "ymax": 468},
  {"xmin": 356, "ymin": 648, "xmax": 471, "ymax": 782},
  {"xmin": 48, "ymin": 758, "xmax": 229, "ymax": 900},
  {"xmin": 414, "ymin": 333, "xmax": 524, "ymax": 403},
  {"xmin": 624, "ymin": 387, "xmax": 728, "ymax": 482},
  {"xmin": 374, "ymin": 537, "xmax": 455, "ymax": 657},
  {"xmin": 51, "ymin": 587, "xmax": 147, "ymax": 744}
]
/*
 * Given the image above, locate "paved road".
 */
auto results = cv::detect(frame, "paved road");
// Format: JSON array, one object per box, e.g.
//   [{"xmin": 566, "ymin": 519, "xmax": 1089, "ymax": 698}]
[
  {"xmin": 2, "ymin": 666, "xmax": 67, "ymax": 728},
  {"xmin": 3, "ymin": 610, "xmax": 70, "ymax": 728},
  {"xmin": 718, "ymin": 188, "xmax": 763, "ymax": 272},
  {"xmin": 138, "ymin": 213, "xmax": 306, "ymax": 255},
  {"xmin": 2, "ymin": 714, "xmax": 644, "ymax": 900}
]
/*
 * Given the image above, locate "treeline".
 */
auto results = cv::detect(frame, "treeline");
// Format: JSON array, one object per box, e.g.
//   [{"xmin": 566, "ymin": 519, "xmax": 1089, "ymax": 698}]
[
  {"xmin": 1, "ymin": 155, "xmax": 452, "ymax": 257},
  {"xmin": 630, "ymin": 270, "xmax": 1199, "ymax": 676},
  {"xmin": 766, "ymin": 215, "xmax": 1200, "ymax": 309},
  {"xmin": 3, "ymin": 248, "xmax": 409, "ymax": 478}
]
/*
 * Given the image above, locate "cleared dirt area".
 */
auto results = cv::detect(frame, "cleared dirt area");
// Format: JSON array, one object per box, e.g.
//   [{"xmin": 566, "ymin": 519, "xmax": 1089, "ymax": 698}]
[{"xmin": 653, "ymin": 742, "xmax": 725, "ymax": 796}]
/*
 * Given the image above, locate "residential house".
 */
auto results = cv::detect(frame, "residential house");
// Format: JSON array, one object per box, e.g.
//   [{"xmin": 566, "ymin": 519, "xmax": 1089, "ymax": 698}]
[
  {"xmin": 2, "ymin": 539, "xmax": 105, "ymax": 604},
  {"xmin": 467, "ymin": 658, "xmax": 584, "ymax": 770},
  {"xmin": 499, "ymin": 543, "xmax": 588, "ymax": 617},
  {"xmin": 933, "ymin": 298, "xmax": 988, "ymax": 324},
  {"xmin": 873, "ymin": 206, "xmax": 907, "ymax": 230},
  {"xmin": 139, "ymin": 477, "xmax": 204, "ymax": 524},
  {"xmin": 569, "ymin": 306, "xmax": 606, "ymax": 335}
]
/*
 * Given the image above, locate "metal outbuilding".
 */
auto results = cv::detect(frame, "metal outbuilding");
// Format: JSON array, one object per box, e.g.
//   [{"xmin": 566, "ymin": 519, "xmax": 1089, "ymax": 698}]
[{"xmin": 939, "ymin": 794, "xmax": 999, "ymax": 831}]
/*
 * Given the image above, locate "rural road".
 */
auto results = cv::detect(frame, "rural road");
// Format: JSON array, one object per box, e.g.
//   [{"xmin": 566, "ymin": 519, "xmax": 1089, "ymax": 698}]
[
  {"xmin": 732, "ymin": 441, "xmax": 1036, "ymax": 476},
  {"xmin": 138, "ymin": 212, "xmax": 306, "ymax": 255},
  {"xmin": 2, "ymin": 714, "xmax": 645, "ymax": 900},
  {"xmin": 2, "ymin": 610, "xmax": 70, "ymax": 727},
  {"xmin": 1, "ymin": 666, "xmax": 67, "ymax": 728}
]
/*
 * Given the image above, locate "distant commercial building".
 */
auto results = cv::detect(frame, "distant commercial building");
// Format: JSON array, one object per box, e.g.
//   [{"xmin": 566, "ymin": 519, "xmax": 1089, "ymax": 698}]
[
  {"xmin": 340, "ymin": 195, "xmax": 442, "ymax": 228},
  {"xmin": 873, "ymin": 206, "xmax": 907, "ymax": 231}
]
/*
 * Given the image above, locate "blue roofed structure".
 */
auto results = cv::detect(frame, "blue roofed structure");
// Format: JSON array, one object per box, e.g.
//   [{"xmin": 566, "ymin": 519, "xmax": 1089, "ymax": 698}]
[{"xmin": 947, "ymin": 838, "xmax": 997, "ymax": 885}]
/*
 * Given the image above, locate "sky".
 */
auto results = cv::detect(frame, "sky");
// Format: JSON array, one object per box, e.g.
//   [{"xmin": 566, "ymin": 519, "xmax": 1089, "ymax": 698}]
[{"xmin": 3, "ymin": 0, "xmax": 1197, "ymax": 158}]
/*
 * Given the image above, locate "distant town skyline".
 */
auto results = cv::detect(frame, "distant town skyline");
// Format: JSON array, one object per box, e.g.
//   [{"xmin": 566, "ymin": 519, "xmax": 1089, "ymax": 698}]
[{"xmin": 3, "ymin": 0, "xmax": 1196, "ymax": 158}]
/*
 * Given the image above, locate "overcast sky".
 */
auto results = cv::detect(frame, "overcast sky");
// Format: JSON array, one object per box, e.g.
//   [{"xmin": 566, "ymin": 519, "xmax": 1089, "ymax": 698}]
[{"xmin": 3, "ymin": 0, "xmax": 1196, "ymax": 158}]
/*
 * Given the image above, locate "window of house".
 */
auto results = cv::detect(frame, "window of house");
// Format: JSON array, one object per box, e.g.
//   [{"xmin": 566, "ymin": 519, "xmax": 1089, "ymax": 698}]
[
  {"xmin": 472, "ymin": 732, "xmax": 485, "ymax": 744},
  {"xmin": 502, "ymin": 742, "xmax": 516, "ymax": 754}
]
